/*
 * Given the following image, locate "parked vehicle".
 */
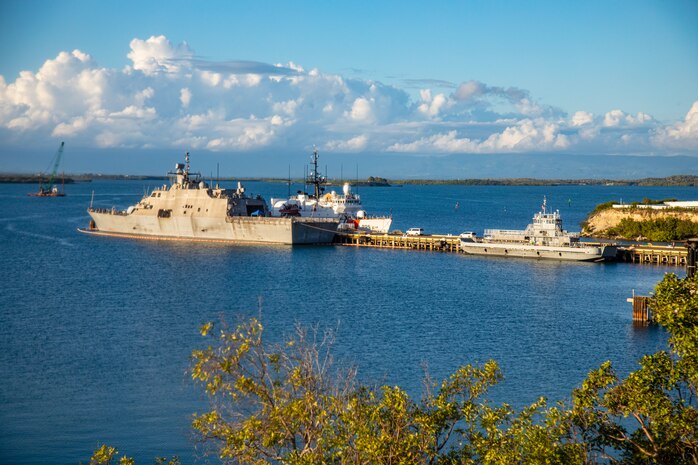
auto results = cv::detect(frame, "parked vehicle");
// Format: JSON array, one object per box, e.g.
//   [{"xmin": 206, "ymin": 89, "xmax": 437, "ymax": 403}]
[
  {"xmin": 406, "ymin": 228, "xmax": 424, "ymax": 236},
  {"xmin": 459, "ymin": 231, "xmax": 477, "ymax": 242}
]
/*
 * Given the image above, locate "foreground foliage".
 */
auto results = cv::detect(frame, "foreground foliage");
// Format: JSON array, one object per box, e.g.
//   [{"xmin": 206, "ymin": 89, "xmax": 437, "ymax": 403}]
[{"xmin": 93, "ymin": 274, "xmax": 698, "ymax": 464}]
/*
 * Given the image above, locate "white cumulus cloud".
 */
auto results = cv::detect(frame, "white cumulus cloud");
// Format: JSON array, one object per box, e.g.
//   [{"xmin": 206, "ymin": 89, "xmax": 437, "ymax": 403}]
[
  {"xmin": 0, "ymin": 35, "xmax": 695, "ymax": 157},
  {"xmin": 325, "ymin": 135, "xmax": 368, "ymax": 151},
  {"xmin": 127, "ymin": 35, "xmax": 193, "ymax": 76},
  {"xmin": 347, "ymin": 97, "xmax": 375, "ymax": 123},
  {"xmin": 652, "ymin": 101, "xmax": 698, "ymax": 150},
  {"xmin": 417, "ymin": 90, "xmax": 448, "ymax": 118},
  {"xmin": 388, "ymin": 119, "xmax": 568, "ymax": 154},
  {"xmin": 571, "ymin": 111, "xmax": 594, "ymax": 126},
  {"xmin": 603, "ymin": 109, "xmax": 653, "ymax": 127}
]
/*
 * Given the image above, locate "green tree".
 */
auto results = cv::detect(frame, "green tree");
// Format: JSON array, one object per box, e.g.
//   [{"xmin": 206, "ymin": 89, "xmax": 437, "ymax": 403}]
[
  {"xmin": 188, "ymin": 318, "xmax": 578, "ymax": 464},
  {"xmin": 90, "ymin": 273, "xmax": 698, "ymax": 464},
  {"xmin": 568, "ymin": 273, "xmax": 698, "ymax": 464}
]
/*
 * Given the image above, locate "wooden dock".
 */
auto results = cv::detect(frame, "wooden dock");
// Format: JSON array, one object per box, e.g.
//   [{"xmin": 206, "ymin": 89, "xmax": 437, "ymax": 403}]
[
  {"xmin": 334, "ymin": 232, "xmax": 688, "ymax": 266},
  {"xmin": 618, "ymin": 244, "xmax": 688, "ymax": 266},
  {"xmin": 335, "ymin": 232, "xmax": 460, "ymax": 252}
]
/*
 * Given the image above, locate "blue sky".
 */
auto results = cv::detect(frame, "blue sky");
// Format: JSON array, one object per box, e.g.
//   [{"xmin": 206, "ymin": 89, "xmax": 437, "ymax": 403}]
[{"xmin": 0, "ymin": 0, "xmax": 696, "ymax": 176}]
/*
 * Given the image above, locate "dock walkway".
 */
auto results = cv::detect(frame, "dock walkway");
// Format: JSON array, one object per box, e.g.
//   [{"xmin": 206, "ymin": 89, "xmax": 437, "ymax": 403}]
[
  {"xmin": 335, "ymin": 232, "xmax": 460, "ymax": 252},
  {"xmin": 334, "ymin": 232, "xmax": 688, "ymax": 266}
]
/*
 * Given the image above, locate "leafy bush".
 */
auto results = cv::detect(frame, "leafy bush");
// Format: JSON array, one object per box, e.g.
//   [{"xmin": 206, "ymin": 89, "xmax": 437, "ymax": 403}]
[{"xmin": 606, "ymin": 217, "xmax": 698, "ymax": 241}]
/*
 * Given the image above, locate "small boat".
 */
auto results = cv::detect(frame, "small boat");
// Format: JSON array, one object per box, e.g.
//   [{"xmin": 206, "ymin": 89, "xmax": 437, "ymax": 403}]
[
  {"xmin": 28, "ymin": 181, "xmax": 65, "ymax": 197},
  {"xmin": 459, "ymin": 197, "xmax": 616, "ymax": 262}
]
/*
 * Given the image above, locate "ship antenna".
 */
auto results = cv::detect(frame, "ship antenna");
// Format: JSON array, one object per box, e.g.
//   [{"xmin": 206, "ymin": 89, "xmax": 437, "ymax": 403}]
[
  {"xmin": 542, "ymin": 196, "xmax": 547, "ymax": 214},
  {"xmin": 185, "ymin": 151, "xmax": 190, "ymax": 183},
  {"xmin": 313, "ymin": 146, "xmax": 319, "ymax": 198}
]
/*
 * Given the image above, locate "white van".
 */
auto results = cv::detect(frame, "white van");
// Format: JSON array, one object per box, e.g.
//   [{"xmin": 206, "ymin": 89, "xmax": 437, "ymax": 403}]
[
  {"xmin": 406, "ymin": 228, "xmax": 424, "ymax": 236},
  {"xmin": 459, "ymin": 231, "xmax": 477, "ymax": 241}
]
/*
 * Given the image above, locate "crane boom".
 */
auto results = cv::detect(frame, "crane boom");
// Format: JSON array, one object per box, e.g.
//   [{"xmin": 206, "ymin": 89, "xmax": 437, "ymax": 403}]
[{"xmin": 45, "ymin": 142, "xmax": 65, "ymax": 191}]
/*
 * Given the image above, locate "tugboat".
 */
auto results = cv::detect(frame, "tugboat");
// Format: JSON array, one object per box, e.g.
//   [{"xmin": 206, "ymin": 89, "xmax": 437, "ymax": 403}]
[
  {"xmin": 459, "ymin": 197, "xmax": 616, "ymax": 261},
  {"xmin": 270, "ymin": 148, "xmax": 392, "ymax": 233},
  {"xmin": 29, "ymin": 142, "xmax": 66, "ymax": 197},
  {"xmin": 78, "ymin": 152, "xmax": 339, "ymax": 245}
]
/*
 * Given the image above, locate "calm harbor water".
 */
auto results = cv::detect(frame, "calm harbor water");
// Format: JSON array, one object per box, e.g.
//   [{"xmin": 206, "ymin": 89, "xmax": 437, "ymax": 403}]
[{"xmin": 0, "ymin": 180, "xmax": 695, "ymax": 464}]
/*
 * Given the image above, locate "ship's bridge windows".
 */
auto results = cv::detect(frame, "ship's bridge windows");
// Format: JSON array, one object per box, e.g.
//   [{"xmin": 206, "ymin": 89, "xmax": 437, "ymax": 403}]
[{"xmin": 151, "ymin": 192, "xmax": 157, "ymax": 197}]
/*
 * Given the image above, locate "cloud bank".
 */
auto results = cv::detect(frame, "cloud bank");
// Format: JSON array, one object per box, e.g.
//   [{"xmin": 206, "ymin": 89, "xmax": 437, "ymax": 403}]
[{"xmin": 1, "ymin": 35, "xmax": 696, "ymax": 156}]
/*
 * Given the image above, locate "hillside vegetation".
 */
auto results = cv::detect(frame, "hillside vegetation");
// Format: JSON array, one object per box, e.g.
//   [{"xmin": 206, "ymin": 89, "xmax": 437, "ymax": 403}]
[{"xmin": 582, "ymin": 201, "xmax": 698, "ymax": 241}]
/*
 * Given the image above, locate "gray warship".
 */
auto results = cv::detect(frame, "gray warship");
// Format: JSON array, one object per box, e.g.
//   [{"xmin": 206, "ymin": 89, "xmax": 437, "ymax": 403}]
[{"xmin": 79, "ymin": 153, "xmax": 339, "ymax": 245}]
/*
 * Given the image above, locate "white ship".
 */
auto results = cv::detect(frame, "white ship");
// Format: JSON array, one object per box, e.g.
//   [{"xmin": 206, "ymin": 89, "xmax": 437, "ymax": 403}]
[
  {"xmin": 270, "ymin": 149, "xmax": 392, "ymax": 233},
  {"xmin": 78, "ymin": 153, "xmax": 339, "ymax": 245},
  {"xmin": 459, "ymin": 197, "xmax": 616, "ymax": 262}
]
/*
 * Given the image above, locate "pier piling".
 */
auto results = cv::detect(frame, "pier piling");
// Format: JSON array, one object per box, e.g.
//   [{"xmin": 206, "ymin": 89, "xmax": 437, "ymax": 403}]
[
  {"xmin": 686, "ymin": 238, "xmax": 698, "ymax": 278},
  {"xmin": 628, "ymin": 295, "xmax": 652, "ymax": 324}
]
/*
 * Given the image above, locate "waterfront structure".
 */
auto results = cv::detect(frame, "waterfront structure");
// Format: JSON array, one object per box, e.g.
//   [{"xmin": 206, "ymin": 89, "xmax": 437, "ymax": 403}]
[{"xmin": 79, "ymin": 153, "xmax": 339, "ymax": 245}]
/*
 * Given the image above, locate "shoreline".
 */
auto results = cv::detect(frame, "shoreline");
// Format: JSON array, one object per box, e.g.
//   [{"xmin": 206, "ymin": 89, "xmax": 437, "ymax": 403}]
[{"xmin": 2, "ymin": 174, "xmax": 697, "ymax": 187}]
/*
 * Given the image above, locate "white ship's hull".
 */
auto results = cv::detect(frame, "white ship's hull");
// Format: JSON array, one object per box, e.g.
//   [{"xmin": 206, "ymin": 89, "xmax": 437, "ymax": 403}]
[
  {"xmin": 460, "ymin": 241, "xmax": 617, "ymax": 262},
  {"xmin": 84, "ymin": 210, "xmax": 338, "ymax": 245},
  {"xmin": 337, "ymin": 216, "xmax": 392, "ymax": 233},
  {"xmin": 357, "ymin": 217, "xmax": 392, "ymax": 233}
]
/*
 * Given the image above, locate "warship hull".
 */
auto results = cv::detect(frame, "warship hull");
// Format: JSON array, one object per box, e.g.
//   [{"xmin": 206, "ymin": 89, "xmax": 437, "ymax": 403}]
[
  {"xmin": 82, "ymin": 210, "xmax": 338, "ymax": 245},
  {"xmin": 459, "ymin": 241, "xmax": 617, "ymax": 262}
]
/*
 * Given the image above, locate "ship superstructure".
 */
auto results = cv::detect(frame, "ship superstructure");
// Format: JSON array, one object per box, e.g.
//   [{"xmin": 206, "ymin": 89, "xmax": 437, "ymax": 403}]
[{"xmin": 270, "ymin": 148, "xmax": 392, "ymax": 233}]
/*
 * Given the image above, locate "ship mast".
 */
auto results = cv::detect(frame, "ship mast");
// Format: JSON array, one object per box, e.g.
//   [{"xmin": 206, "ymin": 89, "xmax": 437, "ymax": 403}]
[
  {"xmin": 184, "ymin": 151, "xmax": 190, "ymax": 184},
  {"xmin": 306, "ymin": 147, "xmax": 326, "ymax": 198}
]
